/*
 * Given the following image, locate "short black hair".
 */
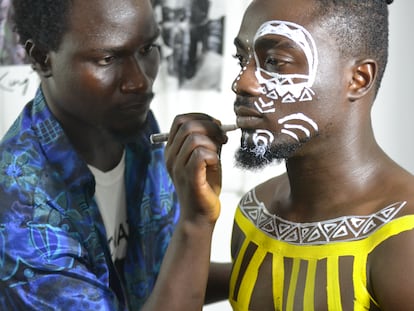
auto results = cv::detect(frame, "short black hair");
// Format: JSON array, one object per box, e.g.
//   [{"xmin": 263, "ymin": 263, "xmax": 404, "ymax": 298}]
[
  {"xmin": 12, "ymin": 0, "xmax": 72, "ymax": 52},
  {"xmin": 312, "ymin": 0, "xmax": 393, "ymax": 93}
]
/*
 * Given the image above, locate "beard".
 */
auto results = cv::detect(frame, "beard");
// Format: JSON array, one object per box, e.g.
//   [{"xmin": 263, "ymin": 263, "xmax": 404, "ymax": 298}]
[{"xmin": 235, "ymin": 136, "xmax": 303, "ymax": 171}]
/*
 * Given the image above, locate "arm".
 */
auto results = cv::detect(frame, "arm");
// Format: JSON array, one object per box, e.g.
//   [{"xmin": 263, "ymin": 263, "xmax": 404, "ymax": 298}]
[
  {"xmin": 0, "ymin": 221, "xmax": 122, "ymax": 311},
  {"xmin": 205, "ymin": 262, "xmax": 232, "ymax": 304},
  {"xmin": 142, "ymin": 113, "xmax": 228, "ymax": 310},
  {"xmin": 369, "ymin": 227, "xmax": 414, "ymax": 310}
]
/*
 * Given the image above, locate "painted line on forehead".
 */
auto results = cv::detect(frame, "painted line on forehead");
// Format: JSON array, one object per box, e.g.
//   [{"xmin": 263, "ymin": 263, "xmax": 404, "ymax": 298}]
[{"xmin": 253, "ymin": 20, "xmax": 319, "ymax": 86}]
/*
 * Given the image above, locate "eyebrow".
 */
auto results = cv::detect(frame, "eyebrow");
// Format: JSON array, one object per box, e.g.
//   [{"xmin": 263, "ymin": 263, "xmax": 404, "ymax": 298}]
[
  {"xmin": 256, "ymin": 37, "xmax": 299, "ymax": 50},
  {"xmin": 234, "ymin": 35, "xmax": 301, "ymax": 52},
  {"xmin": 150, "ymin": 27, "xmax": 162, "ymax": 42},
  {"xmin": 233, "ymin": 37, "xmax": 248, "ymax": 51},
  {"xmin": 90, "ymin": 28, "xmax": 162, "ymax": 54}
]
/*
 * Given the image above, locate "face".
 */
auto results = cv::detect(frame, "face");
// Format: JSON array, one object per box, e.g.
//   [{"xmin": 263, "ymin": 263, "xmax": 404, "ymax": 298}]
[
  {"xmin": 232, "ymin": 0, "xmax": 347, "ymax": 170},
  {"xmin": 43, "ymin": 0, "xmax": 161, "ymax": 139}
]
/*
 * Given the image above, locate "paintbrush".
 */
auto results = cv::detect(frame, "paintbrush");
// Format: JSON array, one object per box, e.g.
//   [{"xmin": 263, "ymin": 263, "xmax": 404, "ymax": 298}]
[{"xmin": 150, "ymin": 124, "xmax": 239, "ymax": 144}]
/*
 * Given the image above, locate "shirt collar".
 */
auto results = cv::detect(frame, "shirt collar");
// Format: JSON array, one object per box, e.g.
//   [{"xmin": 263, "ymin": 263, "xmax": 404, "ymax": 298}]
[{"xmin": 31, "ymin": 88, "xmax": 94, "ymax": 192}]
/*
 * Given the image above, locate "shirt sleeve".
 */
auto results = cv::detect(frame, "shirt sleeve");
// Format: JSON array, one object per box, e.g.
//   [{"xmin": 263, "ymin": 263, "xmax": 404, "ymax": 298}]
[{"xmin": 0, "ymin": 220, "xmax": 124, "ymax": 311}]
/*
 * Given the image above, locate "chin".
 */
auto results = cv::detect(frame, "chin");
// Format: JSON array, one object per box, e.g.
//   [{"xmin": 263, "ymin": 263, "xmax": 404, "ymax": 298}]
[
  {"xmin": 235, "ymin": 140, "xmax": 303, "ymax": 171},
  {"xmin": 235, "ymin": 147, "xmax": 275, "ymax": 171},
  {"xmin": 111, "ymin": 119, "xmax": 148, "ymax": 143}
]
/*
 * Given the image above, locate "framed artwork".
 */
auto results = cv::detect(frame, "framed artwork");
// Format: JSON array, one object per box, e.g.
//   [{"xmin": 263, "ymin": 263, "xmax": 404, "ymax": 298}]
[
  {"xmin": 152, "ymin": 0, "xmax": 225, "ymax": 90},
  {"xmin": 0, "ymin": 0, "xmax": 28, "ymax": 65}
]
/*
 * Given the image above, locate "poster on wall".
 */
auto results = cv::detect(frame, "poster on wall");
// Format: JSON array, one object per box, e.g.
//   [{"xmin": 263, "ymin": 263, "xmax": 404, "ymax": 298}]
[
  {"xmin": 1, "ymin": 0, "xmax": 38, "ymax": 135},
  {"xmin": 0, "ymin": 0, "xmax": 27, "ymax": 65},
  {"xmin": 1, "ymin": 0, "xmax": 227, "ymax": 133},
  {"xmin": 152, "ymin": 0, "xmax": 225, "ymax": 91}
]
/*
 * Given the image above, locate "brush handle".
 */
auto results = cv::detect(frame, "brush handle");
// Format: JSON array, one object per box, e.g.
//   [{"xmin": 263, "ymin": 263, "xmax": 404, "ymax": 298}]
[{"xmin": 150, "ymin": 124, "xmax": 239, "ymax": 144}]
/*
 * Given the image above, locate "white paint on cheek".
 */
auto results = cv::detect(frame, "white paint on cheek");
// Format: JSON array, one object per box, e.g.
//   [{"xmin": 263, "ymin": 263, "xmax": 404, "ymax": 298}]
[
  {"xmin": 284, "ymin": 124, "xmax": 311, "ymax": 137},
  {"xmin": 279, "ymin": 113, "xmax": 318, "ymax": 130},
  {"xmin": 281, "ymin": 129, "xmax": 299, "ymax": 141},
  {"xmin": 278, "ymin": 113, "xmax": 319, "ymax": 142},
  {"xmin": 254, "ymin": 97, "xmax": 276, "ymax": 114}
]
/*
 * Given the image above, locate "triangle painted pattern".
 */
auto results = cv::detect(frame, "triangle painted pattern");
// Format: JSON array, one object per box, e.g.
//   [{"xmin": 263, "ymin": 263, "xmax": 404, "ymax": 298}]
[{"xmin": 240, "ymin": 189, "xmax": 407, "ymax": 245}]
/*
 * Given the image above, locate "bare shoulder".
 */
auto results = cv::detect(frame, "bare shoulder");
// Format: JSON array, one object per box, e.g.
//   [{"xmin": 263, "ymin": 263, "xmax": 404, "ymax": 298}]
[
  {"xmin": 232, "ymin": 173, "xmax": 288, "ymax": 255},
  {"xmin": 367, "ymin": 169, "xmax": 414, "ymax": 309},
  {"xmin": 388, "ymin": 169, "xmax": 414, "ymax": 215},
  {"xmin": 253, "ymin": 173, "xmax": 289, "ymax": 206},
  {"xmin": 365, "ymin": 164, "xmax": 414, "ymax": 216},
  {"xmin": 368, "ymin": 207, "xmax": 414, "ymax": 309}
]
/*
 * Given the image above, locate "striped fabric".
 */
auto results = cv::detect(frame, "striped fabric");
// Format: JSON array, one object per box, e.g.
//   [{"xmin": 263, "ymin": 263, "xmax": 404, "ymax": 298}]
[{"xmin": 229, "ymin": 189, "xmax": 414, "ymax": 311}]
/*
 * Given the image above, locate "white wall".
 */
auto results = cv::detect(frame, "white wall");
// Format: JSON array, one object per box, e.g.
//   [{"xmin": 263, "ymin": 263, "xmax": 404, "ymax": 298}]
[
  {"xmin": 1, "ymin": 2, "xmax": 413, "ymax": 310},
  {"xmin": 0, "ymin": 65, "xmax": 39, "ymax": 134},
  {"xmin": 372, "ymin": 1, "xmax": 414, "ymax": 174}
]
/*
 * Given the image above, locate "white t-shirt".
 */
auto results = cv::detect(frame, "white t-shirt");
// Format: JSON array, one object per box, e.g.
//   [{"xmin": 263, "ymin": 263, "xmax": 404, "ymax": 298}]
[{"xmin": 88, "ymin": 151, "xmax": 129, "ymax": 263}]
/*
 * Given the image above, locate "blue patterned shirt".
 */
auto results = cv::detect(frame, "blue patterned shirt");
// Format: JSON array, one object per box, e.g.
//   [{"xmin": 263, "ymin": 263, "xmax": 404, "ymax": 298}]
[{"xmin": 0, "ymin": 88, "xmax": 180, "ymax": 310}]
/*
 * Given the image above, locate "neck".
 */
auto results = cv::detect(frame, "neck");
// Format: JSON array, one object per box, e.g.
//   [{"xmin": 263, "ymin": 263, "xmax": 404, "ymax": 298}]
[
  {"xmin": 283, "ymin": 122, "xmax": 394, "ymax": 218},
  {"xmin": 52, "ymin": 110, "xmax": 124, "ymax": 172},
  {"xmin": 41, "ymin": 85, "xmax": 125, "ymax": 171}
]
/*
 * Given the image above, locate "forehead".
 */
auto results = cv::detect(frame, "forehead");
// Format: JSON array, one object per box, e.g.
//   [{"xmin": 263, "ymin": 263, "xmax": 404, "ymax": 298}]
[
  {"xmin": 237, "ymin": 0, "xmax": 316, "ymax": 45},
  {"xmin": 66, "ymin": 0, "xmax": 157, "ymax": 44}
]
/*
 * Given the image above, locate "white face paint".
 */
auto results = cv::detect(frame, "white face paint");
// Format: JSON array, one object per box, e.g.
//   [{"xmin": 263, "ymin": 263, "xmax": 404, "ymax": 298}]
[
  {"xmin": 278, "ymin": 113, "xmax": 319, "ymax": 141},
  {"xmin": 238, "ymin": 20, "xmax": 320, "ymax": 153},
  {"xmin": 235, "ymin": 20, "xmax": 321, "ymax": 162},
  {"xmin": 254, "ymin": 20, "xmax": 319, "ymax": 107},
  {"xmin": 252, "ymin": 130, "xmax": 274, "ymax": 157}
]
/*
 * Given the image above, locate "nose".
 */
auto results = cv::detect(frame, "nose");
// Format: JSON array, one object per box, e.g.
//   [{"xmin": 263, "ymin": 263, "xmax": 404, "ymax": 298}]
[
  {"xmin": 231, "ymin": 58, "xmax": 263, "ymax": 96},
  {"xmin": 120, "ymin": 57, "xmax": 151, "ymax": 93}
]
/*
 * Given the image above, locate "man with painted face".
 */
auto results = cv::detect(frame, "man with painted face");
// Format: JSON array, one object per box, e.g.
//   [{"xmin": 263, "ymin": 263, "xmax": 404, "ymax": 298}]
[
  {"xmin": 0, "ymin": 0, "xmax": 230, "ymax": 310},
  {"xmin": 166, "ymin": 0, "xmax": 414, "ymax": 309}
]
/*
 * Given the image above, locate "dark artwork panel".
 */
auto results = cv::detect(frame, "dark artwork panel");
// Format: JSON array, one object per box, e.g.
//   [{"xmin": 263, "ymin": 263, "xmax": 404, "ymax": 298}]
[
  {"xmin": 0, "ymin": 0, "xmax": 28, "ymax": 66},
  {"xmin": 153, "ymin": 0, "xmax": 225, "ymax": 90}
]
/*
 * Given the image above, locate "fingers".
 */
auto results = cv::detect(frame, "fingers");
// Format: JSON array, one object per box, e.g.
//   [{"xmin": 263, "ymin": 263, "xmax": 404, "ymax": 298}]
[
  {"xmin": 165, "ymin": 114, "xmax": 226, "ymax": 173},
  {"xmin": 164, "ymin": 113, "xmax": 226, "ymax": 223},
  {"xmin": 167, "ymin": 133, "xmax": 219, "ymax": 174},
  {"xmin": 167, "ymin": 113, "xmax": 218, "ymax": 143}
]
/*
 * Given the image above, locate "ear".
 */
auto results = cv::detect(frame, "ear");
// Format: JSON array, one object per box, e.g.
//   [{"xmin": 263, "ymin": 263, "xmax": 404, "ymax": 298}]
[
  {"xmin": 347, "ymin": 60, "xmax": 377, "ymax": 101},
  {"xmin": 24, "ymin": 39, "xmax": 52, "ymax": 78}
]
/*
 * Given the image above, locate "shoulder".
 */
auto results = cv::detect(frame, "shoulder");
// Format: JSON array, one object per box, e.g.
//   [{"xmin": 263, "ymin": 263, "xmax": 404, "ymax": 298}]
[
  {"xmin": 232, "ymin": 173, "xmax": 288, "ymax": 251},
  {"xmin": 368, "ymin": 222, "xmax": 414, "ymax": 309},
  {"xmin": 369, "ymin": 164, "xmax": 414, "ymax": 217},
  {"xmin": 0, "ymin": 106, "xmax": 52, "ymax": 216},
  {"xmin": 238, "ymin": 172, "xmax": 289, "ymax": 207}
]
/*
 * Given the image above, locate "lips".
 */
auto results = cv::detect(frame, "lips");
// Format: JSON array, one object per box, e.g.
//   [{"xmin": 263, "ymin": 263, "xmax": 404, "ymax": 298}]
[
  {"xmin": 234, "ymin": 105, "xmax": 263, "ymax": 128},
  {"xmin": 118, "ymin": 93, "xmax": 154, "ymax": 112},
  {"xmin": 119, "ymin": 101, "xmax": 149, "ymax": 112}
]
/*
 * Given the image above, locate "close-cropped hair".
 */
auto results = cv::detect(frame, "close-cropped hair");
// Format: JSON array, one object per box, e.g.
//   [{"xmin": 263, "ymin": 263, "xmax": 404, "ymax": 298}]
[
  {"xmin": 12, "ymin": 0, "xmax": 72, "ymax": 52},
  {"xmin": 312, "ymin": 0, "xmax": 393, "ymax": 93}
]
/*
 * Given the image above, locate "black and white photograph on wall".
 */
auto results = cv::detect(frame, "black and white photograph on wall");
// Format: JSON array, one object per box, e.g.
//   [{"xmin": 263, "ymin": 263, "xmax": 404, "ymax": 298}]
[
  {"xmin": 152, "ymin": 0, "xmax": 225, "ymax": 91},
  {"xmin": 0, "ymin": 0, "xmax": 27, "ymax": 65}
]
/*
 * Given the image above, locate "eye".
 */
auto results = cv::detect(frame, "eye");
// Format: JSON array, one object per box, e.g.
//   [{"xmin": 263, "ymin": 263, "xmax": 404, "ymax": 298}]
[
  {"xmin": 233, "ymin": 53, "xmax": 249, "ymax": 68},
  {"xmin": 266, "ymin": 57, "xmax": 284, "ymax": 66},
  {"xmin": 97, "ymin": 55, "xmax": 116, "ymax": 66},
  {"xmin": 140, "ymin": 43, "xmax": 160, "ymax": 56},
  {"xmin": 263, "ymin": 56, "xmax": 288, "ymax": 73}
]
